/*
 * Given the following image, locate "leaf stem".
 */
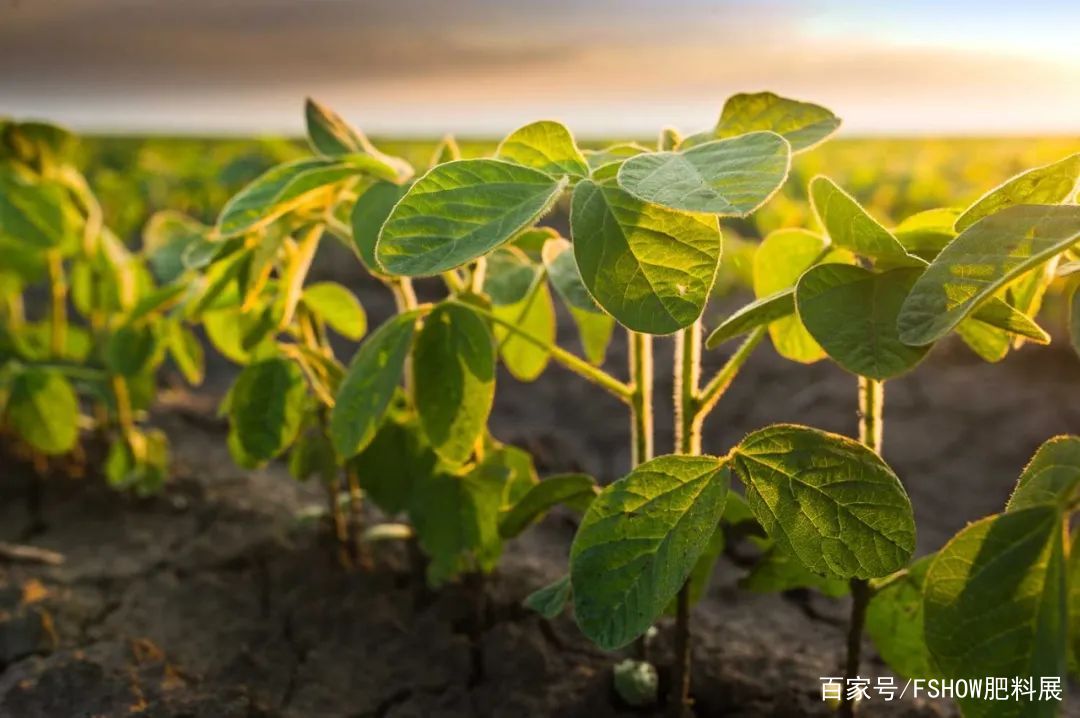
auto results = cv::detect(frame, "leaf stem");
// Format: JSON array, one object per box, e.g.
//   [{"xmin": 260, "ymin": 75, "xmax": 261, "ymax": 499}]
[
  {"xmin": 695, "ymin": 326, "xmax": 766, "ymax": 425},
  {"xmin": 47, "ymin": 250, "xmax": 67, "ymax": 358},
  {"xmin": 841, "ymin": 376, "xmax": 884, "ymax": 718},
  {"xmin": 454, "ymin": 301, "xmax": 633, "ymax": 402},
  {"xmin": 669, "ymin": 319, "xmax": 702, "ymax": 718}
]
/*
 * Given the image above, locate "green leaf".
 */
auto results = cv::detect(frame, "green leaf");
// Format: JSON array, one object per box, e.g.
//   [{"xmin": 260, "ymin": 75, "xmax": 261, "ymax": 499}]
[
  {"xmin": 542, "ymin": 237, "xmax": 615, "ymax": 364},
  {"xmin": 217, "ymin": 158, "xmax": 362, "ymax": 238},
  {"xmin": 667, "ymin": 521, "xmax": 727, "ymax": 612},
  {"xmin": 955, "ymin": 317, "xmax": 1011, "ymax": 364},
  {"xmin": 350, "ymin": 180, "xmax": 410, "ymax": 273},
  {"xmin": 302, "ymin": 281, "xmax": 367, "ymax": 340},
  {"xmin": 203, "ymin": 305, "xmax": 274, "ymax": 365},
  {"xmin": 731, "ymin": 424, "xmax": 915, "ymax": 580},
  {"xmin": 430, "ymin": 135, "xmax": 461, "ymax": 167},
  {"xmin": 809, "ymin": 176, "xmax": 914, "ymax": 262},
  {"xmin": 410, "ymin": 454, "xmax": 508, "ymax": 585},
  {"xmin": 796, "ymin": 265, "xmax": 931, "ymax": 379},
  {"xmin": 898, "ymin": 204, "xmax": 1080, "ymax": 346},
  {"xmin": 414, "ymin": 302, "xmax": 495, "ymax": 465},
  {"xmin": 227, "ymin": 357, "xmax": 307, "ymax": 465},
  {"xmin": 349, "ymin": 402, "xmax": 438, "ymax": 515},
  {"xmin": 330, "ymin": 311, "xmax": 418, "ymax": 459},
  {"xmin": 968, "ymin": 296, "xmax": 1050, "ymax": 344},
  {"xmin": 142, "ymin": 210, "xmax": 208, "ymax": 283},
  {"xmin": 5, "ymin": 367, "xmax": 78, "ymax": 455},
  {"xmin": 0, "ymin": 171, "xmax": 77, "ymax": 251},
  {"xmin": 492, "ymin": 273, "xmax": 555, "ymax": 382},
  {"xmin": 713, "ymin": 92, "xmax": 841, "ymax": 153},
  {"xmin": 1071, "ymin": 284, "xmax": 1080, "ymax": 358},
  {"xmin": 524, "ymin": 575, "xmax": 572, "ymax": 619},
  {"xmin": 705, "ymin": 290, "xmax": 794, "ymax": 349},
  {"xmin": 570, "ymin": 455, "xmax": 729, "ymax": 650},
  {"xmin": 499, "ymin": 473, "xmax": 598, "ymax": 538},
  {"xmin": 740, "ymin": 544, "xmax": 849, "ymax": 598},
  {"xmin": 753, "ymin": 228, "xmax": 843, "ymax": 363},
  {"xmin": 570, "ymin": 180, "xmax": 721, "ymax": 334},
  {"xmin": 483, "ymin": 247, "xmax": 541, "ymax": 306},
  {"xmin": 659, "ymin": 127, "xmax": 682, "ymax": 151},
  {"xmin": 304, "ymin": 97, "xmax": 365, "ymax": 155},
  {"xmin": 923, "ymin": 506, "xmax": 1066, "ymax": 718},
  {"xmin": 376, "ymin": 159, "xmax": 567, "ymax": 276},
  {"xmin": 1007, "ymin": 436, "xmax": 1080, "ymax": 512},
  {"xmin": 616, "ymin": 132, "xmax": 790, "ymax": 215},
  {"xmin": 956, "ymin": 153, "xmax": 1080, "ymax": 232},
  {"xmin": 496, "ymin": 120, "xmax": 589, "ymax": 178},
  {"xmin": 105, "ymin": 323, "xmax": 161, "ymax": 377},
  {"xmin": 865, "ymin": 556, "xmax": 934, "ymax": 679},
  {"xmin": 893, "ymin": 208, "xmax": 959, "ymax": 260},
  {"xmin": 289, "ymin": 429, "xmax": 337, "ymax": 484}
]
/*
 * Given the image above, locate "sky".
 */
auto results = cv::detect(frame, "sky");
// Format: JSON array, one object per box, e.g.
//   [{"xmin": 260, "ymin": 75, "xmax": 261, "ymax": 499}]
[{"xmin": 2, "ymin": 0, "xmax": 1080, "ymax": 137}]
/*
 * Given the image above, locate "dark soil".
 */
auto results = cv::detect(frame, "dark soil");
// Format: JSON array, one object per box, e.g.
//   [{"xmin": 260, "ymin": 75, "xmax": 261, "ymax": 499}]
[{"xmin": 3, "ymin": 267, "xmax": 1079, "ymax": 717}]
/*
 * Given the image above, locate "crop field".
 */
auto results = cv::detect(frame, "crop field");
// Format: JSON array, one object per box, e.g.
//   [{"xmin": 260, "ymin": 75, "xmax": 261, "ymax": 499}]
[{"xmin": 2, "ymin": 95, "xmax": 1080, "ymax": 718}]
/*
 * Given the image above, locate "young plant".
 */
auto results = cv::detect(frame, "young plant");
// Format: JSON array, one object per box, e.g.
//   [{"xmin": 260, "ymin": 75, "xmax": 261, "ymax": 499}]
[{"xmin": 0, "ymin": 119, "xmax": 199, "ymax": 495}]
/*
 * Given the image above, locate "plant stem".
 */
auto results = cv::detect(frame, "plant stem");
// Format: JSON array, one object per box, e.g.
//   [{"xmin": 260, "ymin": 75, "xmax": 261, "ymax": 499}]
[
  {"xmin": 47, "ymin": 250, "xmax": 67, "ymax": 358},
  {"xmin": 840, "ymin": 376, "xmax": 884, "ymax": 718},
  {"xmin": 628, "ymin": 330, "xmax": 654, "ymax": 662},
  {"xmin": 456, "ymin": 301, "xmax": 633, "ymax": 402},
  {"xmin": 695, "ymin": 326, "xmax": 766, "ymax": 424},
  {"xmin": 669, "ymin": 319, "xmax": 702, "ymax": 718}
]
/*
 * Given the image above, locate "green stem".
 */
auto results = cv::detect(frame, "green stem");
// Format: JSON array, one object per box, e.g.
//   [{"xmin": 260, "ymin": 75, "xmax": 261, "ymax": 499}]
[
  {"xmin": 669, "ymin": 319, "xmax": 702, "ymax": 718},
  {"xmin": 840, "ymin": 376, "xmax": 884, "ymax": 718},
  {"xmin": 455, "ymin": 301, "xmax": 633, "ymax": 402},
  {"xmin": 47, "ymin": 250, "xmax": 67, "ymax": 358},
  {"xmin": 694, "ymin": 326, "xmax": 765, "ymax": 425},
  {"xmin": 629, "ymin": 331, "xmax": 654, "ymax": 468}
]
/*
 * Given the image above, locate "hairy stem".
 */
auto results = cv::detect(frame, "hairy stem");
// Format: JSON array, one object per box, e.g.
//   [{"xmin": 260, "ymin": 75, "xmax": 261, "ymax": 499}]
[
  {"xmin": 840, "ymin": 376, "xmax": 884, "ymax": 718},
  {"xmin": 628, "ymin": 330, "xmax": 655, "ymax": 662},
  {"xmin": 47, "ymin": 250, "xmax": 67, "ymax": 358},
  {"xmin": 695, "ymin": 326, "xmax": 766, "ymax": 424},
  {"xmin": 669, "ymin": 319, "xmax": 702, "ymax": 718}
]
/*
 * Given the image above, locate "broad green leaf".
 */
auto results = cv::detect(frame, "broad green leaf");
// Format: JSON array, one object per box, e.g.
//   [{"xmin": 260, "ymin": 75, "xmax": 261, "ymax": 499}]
[
  {"xmin": 967, "ymin": 296, "xmax": 1049, "ymax": 344},
  {"xmin": 753, "ymin": 228, "xmax": 840, "ymax": 363},
  {"xmin": 5, "ymin": 367, "xmax": 78, "ymax": 455},
  {"xmin": 665, "ymin": 521, "xmax": 727, "ymax": 614},
  {"xmin": 227, "ymin": 357, "xmax": 307, "ymax": 465},
  {"xmin": 796, "ymin": 265, "xmax": 931, "ymax": 379},
  {"xmin": 705, "ymin": 290, "xmax": 794, "ymax": 349},
  {"xmin": 376, "ymin": 159, "xmax": 567, "ymax": 276},
  {"xmin": 409, "ymin": 453, "xmax": 508, "ymax": 585},
  {"xmin": 511, "ymin": 225, "xmax": 559, "ymax": 257},
  {"xmin": 809, "ymin": 176, "xmax": 913, "ymax": 262},
  {"xmin": 731, "ymin": 424, "xmax": 915, "ymax": 579},
  {"xmin": 956, "ymin": 317, "xmax": 1010, "ymax": 363},
  {"xmin": 496, "ymin": 120, "xmax": 589, "ymax": 178},
  {"xmin": 414, "ymin": 302, "xmax": 495, "ymax": 465},
  {"xmin": 740, "ymin": 544, "xmax": 849, "ymax": 598},
  {"xmin": 542, "ymin": 237, "xmax": 615, "ymax": 364},
  {"xmin": 585, "ymin": 143, "xmax": 649, "ymax": 171},
  {"xmin": 217, "ymin": 158, "xmax": 362, "ymax": 238},
  {"xmin": 956, "ymin": 153, "xmax": 1080, "ymax": 232},
  {"xmin": 1007, "ymin": 256, "xmax": 1057, "ymax": 349},
  {"xmin": 524, "ymin": 575, "xmax": 571, "ymax": 619},
  {"xmin": 492, "ymin": 272, "xmax": 555, "ymax": 382},
  {"xmin": 571, "ymin": 180, "xmax": 721, "ymax": 334},
  {"xmin": 0, "ymin": 171, "xmax": 77, "ymax": 251},
  {"xmin": 499, "ymin": 473, "xmax": 597, "ymax": 539},
  {"xmin": 570, "ymin": 455, "xmax": 729, "ymax": 649},
  {"xmin": 923, "ymin": 506, "xmax": 1066, "ymax": 718},
  {"xmin": 617, "ymin": 132, "xmax": 790, "ymax": 215},
  {"xmin": 203, "ymin": 305, "xmax": 275, "ymax": 366},
  {"xmin": 865, "ymin": 556, "xmax": 934, "ymax": 680},
  {"xmin": 483, "ymin": 247, "xmax": 541, "ymax": 306},
  {"xmin": 897, "ymin": 204, "xmax": 1080, "ymax": 346},
  {"xmin": 1007, "ymin": 436, "xmax": 1080, "ymax": 512},
  {"xmin": 893, "ymin": 207, "xmax": 959, "ymax": 260},
  {"xmin": 301, "ymin": 281, "xmax": 367, "ymax": 340},
  {"xmin": 349, "ymin": 402, "xmax": 438, "ymax": 515},
  {"xmin": 350, "ymin": 180, "xmax": 409, "ymax": 273},
  {"xmin": 330, "ymin": 311, "xmax": 418, "ymax": 458},
  {"xmin": 142, "ymin": 211, "xmax": 207, "ymax": 283},
  {"xmin": 105, "ymin": 323, "xmax": 161, "ymax": 377},
  {"xmin": 713, "ymin": 92, "xmax": 841, "ymax": 152}
]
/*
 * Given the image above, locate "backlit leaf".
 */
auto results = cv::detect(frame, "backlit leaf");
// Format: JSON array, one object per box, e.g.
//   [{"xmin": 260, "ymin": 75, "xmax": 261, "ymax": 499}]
[
  {"xmin": 570, "ymin": 455, "xmax": 729, "ymax": 649},
  {"xmin": 705, "ymin": 289, "xmax": 794, "ymax": 349},
  {"xmin": 492, "ymin": 270, "xmax": 555, "ymax": 382},
  {"xmin": 956, "ymin": 153, "xmax": 1080, "ymax": 232},
  {"xmin": 350, "ymin": 180, "xmax": 409, "ymax": 273},
  {"xmin": 302, "ymin": 281, "xmax": 367, "ymax": 340},
  {"xmin": 571, "ymin": 180, "xmax": 721, "ymax": 334},
  {"xmin": 923, "ymin": 507, "xmax": 1066, "ymax": 718},
  {"xmin": 731, "ymin": 424, "xmax": 915, "ymax": 579},
  {"xmin": 865, "ymin": 556, "xmax": 934, "ymax": 680},
  {"xmin": 898, "ymin": 204, "xmax": 1080, "ymax": 346},
  {"xmin": 893, "ymin": 207, "xmax": 959, "ymax": 261},
  {"xmin": 496, "ymin": 120, "xmax": 589, "ymax": 178},
  {"xmin": 330, "ymin": 311, "xmax": 418, "ymax": 458},
  {"xmin": 414, "ymin": 302, "xmax": 495, "ymax": 465},
  {"xmin": 376, "ymin": 159, "xmax": 567, "ymax": 276},
  {"xmin": 5, "ymin": 367, "xmax": 78, "ymax": 455},
  {"xmin": 542, "ymin": 237, "xmax": 615, "ymax": 364},
  {"xmin": 713, "ymin": 92, "xmax": 841, "ymax": 152},
  {"xmin": 499, "ymin": 473, "xmax": 597, "ymax": 539},
  {"xmin": 617, "ymin": 132, "xmax": 790, "ymax": 215},
  {"xmin": 809, "ymin": 176, "xmax": 913, "ymax": 262},
  {"xmin": 106, "ymin": 323, "xmax": 161, "ymax": 377},
  {"xmin": 1007, "ymin": 436, "xmax": 1080, "ymax": 512}
]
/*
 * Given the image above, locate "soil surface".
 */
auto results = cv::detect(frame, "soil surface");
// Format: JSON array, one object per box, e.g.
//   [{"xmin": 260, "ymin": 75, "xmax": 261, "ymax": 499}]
[{"xmin": 3, "ymin": 267, "xmax": 1080, "ymax": 717}]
